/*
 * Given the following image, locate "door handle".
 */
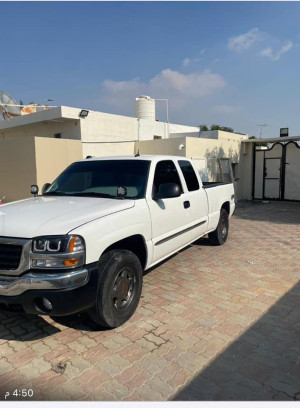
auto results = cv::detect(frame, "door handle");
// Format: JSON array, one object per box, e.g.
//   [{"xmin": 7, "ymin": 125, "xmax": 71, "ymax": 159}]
[{"xmin": 184, "ymin": 201, "xmax": 190, "ymax": 209}]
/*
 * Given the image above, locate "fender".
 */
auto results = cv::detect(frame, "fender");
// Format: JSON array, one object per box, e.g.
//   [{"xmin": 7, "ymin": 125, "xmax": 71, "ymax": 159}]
[{"xmin": 70, "ymin": 199, "xmax": 153, "ymax": 266}]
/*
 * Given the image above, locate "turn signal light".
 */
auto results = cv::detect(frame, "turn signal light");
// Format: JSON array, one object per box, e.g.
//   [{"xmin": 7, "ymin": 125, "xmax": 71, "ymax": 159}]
[{"xmin": 64, "ymin": 258, "xmax": 79, "ymax": 267}]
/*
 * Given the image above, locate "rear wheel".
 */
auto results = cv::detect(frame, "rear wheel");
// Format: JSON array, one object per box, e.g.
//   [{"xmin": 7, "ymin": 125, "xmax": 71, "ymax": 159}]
[
  {"xmin": 208, "ymin": 208, "xmax": 229, "ymax": 245},
  {"xmin": 88, "ymin": 249, "xmax": 143, "ymax": 328}
]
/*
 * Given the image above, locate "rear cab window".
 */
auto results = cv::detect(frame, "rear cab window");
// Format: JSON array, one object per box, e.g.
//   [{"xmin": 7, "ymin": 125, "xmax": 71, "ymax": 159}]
[{"xmin": 178, "ymin": 160, "xmax": 200, "ymax": 191}]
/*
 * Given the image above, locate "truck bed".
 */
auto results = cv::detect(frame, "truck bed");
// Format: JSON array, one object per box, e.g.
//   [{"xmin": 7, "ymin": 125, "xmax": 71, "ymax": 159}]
[{"xmin": 202, "ymin": 181, "xmax": 231, "ymax": 189}]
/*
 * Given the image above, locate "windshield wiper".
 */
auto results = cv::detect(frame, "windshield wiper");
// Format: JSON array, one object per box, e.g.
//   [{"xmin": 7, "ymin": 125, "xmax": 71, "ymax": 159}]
[
  {"xmin": 71, "ymin": 192, "xmax": 120, "ymax": 199},
  {"xmin": 43, "ymin": 191, "xmax": 131, "ymax": 199},
  {"xmin": 43, "ymin": 191, "xmax": 69, "ymax": 196}
]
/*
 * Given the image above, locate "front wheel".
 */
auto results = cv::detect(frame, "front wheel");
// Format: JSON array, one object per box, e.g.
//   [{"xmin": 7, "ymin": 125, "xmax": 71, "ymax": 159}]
[
  {"xmin": 88, "ymin": 249, "xmax": 143, "ymax": 328},
  {"xmin": 208, "ymin": 208, "xmax": 229, "ymax": 245}
]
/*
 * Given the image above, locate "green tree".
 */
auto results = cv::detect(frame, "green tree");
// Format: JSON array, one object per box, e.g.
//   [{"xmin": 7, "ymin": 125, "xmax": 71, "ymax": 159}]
[
  {"xmin": 199, "ymin": 124, "xmax": 209, "ymax": 131},
  {"xmin": 210, "ymin": 124, "xmax": 234, "ymax": 133},
  {"xmin": 19, "ymin": 100, "xmax": 24, "ymax": 106},
  {"xmin": 221, "ymin": 126, "xmax": 234, "ymax": 133},
  {"xmin": 210, "ymin": 124, "xmax": 222, "ymax": 131}
]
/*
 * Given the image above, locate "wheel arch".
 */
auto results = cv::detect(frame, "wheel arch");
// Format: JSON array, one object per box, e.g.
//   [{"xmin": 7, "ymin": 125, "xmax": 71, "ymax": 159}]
[
  {"xmin": 221, "ymin": 201, "xmax": 230, "ymax": 215},
  {"xmin": 102, "ymin": 234, "xmax": 148, "ymax": 270}
]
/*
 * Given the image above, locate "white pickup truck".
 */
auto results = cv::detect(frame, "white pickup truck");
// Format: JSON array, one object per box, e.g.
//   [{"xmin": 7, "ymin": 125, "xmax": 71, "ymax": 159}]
[{"xmin": 0, "ymin": 156, "xmax": 235, "ymax": 328}]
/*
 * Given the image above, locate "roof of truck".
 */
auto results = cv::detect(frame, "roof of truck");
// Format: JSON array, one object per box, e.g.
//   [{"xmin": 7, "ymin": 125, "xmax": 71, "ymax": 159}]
[{"xmin": 80, "ymin": 155, "xmax": 190, "ymax": 162}]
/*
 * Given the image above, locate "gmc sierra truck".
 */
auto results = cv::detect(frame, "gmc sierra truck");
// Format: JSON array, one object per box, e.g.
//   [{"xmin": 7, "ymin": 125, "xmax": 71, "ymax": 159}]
[{"xmin": 0, "ymin": 156, "xmax": 235, "ymax": 328}]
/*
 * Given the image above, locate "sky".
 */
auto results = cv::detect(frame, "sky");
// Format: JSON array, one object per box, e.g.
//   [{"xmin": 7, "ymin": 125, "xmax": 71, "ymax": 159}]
[{"xmin": 1, "ymin": 1, "xmax": 300, "ymax": 138}]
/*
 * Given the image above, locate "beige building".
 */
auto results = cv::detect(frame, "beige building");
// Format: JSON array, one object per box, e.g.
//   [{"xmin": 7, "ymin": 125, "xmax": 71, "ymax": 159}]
[
  {"xmin": 0, "ymin": 136, "xmax": 82, "ymax": 202},
  {"xmin": 0, "ymin": 98, "xmax": 249, "ymax": 202}
]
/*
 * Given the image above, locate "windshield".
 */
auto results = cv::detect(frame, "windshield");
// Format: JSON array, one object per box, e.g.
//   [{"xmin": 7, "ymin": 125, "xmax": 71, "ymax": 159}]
[{"xmin": 44, "ymin": 159, "xmax": 150, "ymax": 199}]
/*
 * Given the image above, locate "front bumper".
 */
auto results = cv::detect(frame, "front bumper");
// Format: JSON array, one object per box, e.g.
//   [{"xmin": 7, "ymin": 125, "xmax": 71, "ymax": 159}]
[
  {"xmin": 0, "ymin": 263, "xmax": 99, "ymax": 316},
  {"xmin": 0, "ymin": 268, "xmax": 89, "ymax": 296}
]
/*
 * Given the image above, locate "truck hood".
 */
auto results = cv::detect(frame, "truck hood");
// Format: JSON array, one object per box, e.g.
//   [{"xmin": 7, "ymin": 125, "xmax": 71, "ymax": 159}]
[{"xmin": 0, "ymin": 196, "xmax": 134, "ymax": 238}]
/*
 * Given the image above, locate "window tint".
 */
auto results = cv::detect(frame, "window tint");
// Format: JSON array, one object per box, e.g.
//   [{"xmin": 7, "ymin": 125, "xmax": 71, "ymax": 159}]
[
  {"xmin": 178, "ymin": 160, "xmax": 199, "ymax": 191},
  {"xmin": 153, "ymin": 160, "xmax": 182, "ymax": 195},
  {"xmin": 46, "ymin": 160, "xmax": 150, "ymax": 199}
]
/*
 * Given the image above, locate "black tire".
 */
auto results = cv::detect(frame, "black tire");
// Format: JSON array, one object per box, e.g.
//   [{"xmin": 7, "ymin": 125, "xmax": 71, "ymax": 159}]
[
  {"xmin": 88, "ymin": 249, "xmax": 143, "ymax": 329},
  {"xmin": 208, "ymin": 208, "xmax": 229, "ymax": 245}
]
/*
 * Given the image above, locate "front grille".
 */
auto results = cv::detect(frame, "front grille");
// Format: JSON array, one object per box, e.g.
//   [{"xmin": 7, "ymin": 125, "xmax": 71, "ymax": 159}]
[{"xmin": 0, "ymin": 243, "xmax": 23, "ymax": 270}]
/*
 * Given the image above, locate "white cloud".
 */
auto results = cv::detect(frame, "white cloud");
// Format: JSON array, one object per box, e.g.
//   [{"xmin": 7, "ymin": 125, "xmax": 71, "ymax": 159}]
[
  {"xmin": 212, "ymin": 105, "xmax": 242, "ymax": 114},
  {"xmin": 101, "ymin": 68, "xmax": 226, "ymax": 111},
  {"xmin": 182, "ymin": 57, "xmax": 191, "ymax": 67},
  {"xmin": 259, "ymin": 41, "xmax": 293, "ymax": 61},
  {"xmin": 228, "ymin": 28, "xmax": 261, "ymax": 52},
  {"xmin": 182, "ymin": 51, "xmax": 206, "ymax": 67}
]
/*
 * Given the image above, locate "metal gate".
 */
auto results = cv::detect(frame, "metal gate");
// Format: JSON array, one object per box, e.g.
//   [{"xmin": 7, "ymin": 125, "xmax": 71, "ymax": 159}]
[{"xmin": 253, "ymin": 141, "xmax": 300, "ymax": 201}]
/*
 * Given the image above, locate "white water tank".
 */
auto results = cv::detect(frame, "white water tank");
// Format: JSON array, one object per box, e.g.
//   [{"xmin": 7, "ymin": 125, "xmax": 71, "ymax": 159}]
[{"xmin": 134, "ymin": 95, "xmax": 155, "ymax": 121}]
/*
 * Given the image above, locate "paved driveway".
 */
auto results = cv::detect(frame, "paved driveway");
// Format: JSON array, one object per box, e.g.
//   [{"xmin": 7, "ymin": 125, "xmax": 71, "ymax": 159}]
[{"xmin": 1, "ymin": 201, "xmax": 300, "ymax": 401}]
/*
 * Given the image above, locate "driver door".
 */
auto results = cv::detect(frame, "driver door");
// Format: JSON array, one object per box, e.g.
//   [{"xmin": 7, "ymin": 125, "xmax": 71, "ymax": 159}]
[{"xmin": 147, "ymin": 160, "xmax": 191, "ymax": 264}]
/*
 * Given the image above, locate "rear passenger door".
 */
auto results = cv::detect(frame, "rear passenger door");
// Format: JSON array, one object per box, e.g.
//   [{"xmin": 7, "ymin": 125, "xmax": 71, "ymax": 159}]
[
  {"xmin": 178, "ymin": 160, "xmax": 209, "ymax": 241},
  {"xmin": 147, "ymin": 160, "xmax": 192, "ymax": 264}
]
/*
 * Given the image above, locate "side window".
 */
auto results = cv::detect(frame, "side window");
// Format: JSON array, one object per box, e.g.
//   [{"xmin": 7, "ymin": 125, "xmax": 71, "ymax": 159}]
[
  {"xmin": 153, "ymin": 160, "xmax": 182, "ymax": 195},
  {"xmin": 178, "ymin": 160, "xmax": 199, "ymax": 191}
]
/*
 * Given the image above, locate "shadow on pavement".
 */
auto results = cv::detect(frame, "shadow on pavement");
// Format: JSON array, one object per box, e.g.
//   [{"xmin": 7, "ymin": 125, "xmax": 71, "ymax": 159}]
[
  {"xmin": 192, "ymin": 236, "xmax": 216, "ymax": 247},
  {"xmin": 0, "ymin": 310, "xmax": 60, "ymax": 340},
  {"xmin": 234, "ymin": 201, "xmax": 300, "ymax": 225},
  {"xmin": 51, "ymin": 312, "xmax": 109, "ymax": 332},
  {"xmin": 173, "ymin": 280, "xmax": 300, "ymax": 401},
  {"xmin": 0, "ymin": 308, "xmax": 110, "ymax": 340}
]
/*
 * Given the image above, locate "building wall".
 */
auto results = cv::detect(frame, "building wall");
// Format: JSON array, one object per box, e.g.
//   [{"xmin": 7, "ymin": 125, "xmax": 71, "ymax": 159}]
[
  {"xmin": 0, "ymin": 106, "xmax": 254, "ymax": 201},
  {"xmin": 136, "ymin": 135, "xmax": 242, "ymax": 165},
  {"xmin": 200, "ymin": 130, "xmax": 248, "ymax": 141},
  {"xmin": 0, "ymin": 135, "xmax": 37, "ymax": 202},
  {"xmin": 169, "ymin": 123, "xmax": 200, "ymax": 137},
  {"xmin": 0, "ymin": 136, "xmax": 82, "ymax": 203},
  {"xmin": 186, "ymin": 135, "xmax": 241, "ymax": 163},
  {"xmin": 186, "ymin": 135, "xmax": 242, "ymax": 182},
  {"xmin": 135, "ymin": 137, "xmax": 187, "ymax": 156},
  {"xmin": 82, "ymin": 141, "xmax": 135, "ymax": 158},
  {"xmin": 0, "ymin": 107, "xmax": 203, "ymax": 159},
  {"xmin": 134, "ymin": 135, "xmax": 252, "ymax": 199},
  {"xmin": 153, "ymin": 121, "xmax": 200, "ymax": 139},
  {"xmin": 78, "ymin": 109, "xmax": 201, "ymax": 144},
  {"xmin": 80, "ymin": 111, "xmax": 138, "ymax": 143},
  {"xmin": 35, "ymin": 137, "xmax": 83, "ymax": 189},
  {"xmin": 236, "ymin": 142, "xmax": 253, "ymax": 200},
  {"xmin": 77, "ymin": 108, "xmax": 139, "ymax": 157},
  {"xmin": 138, "ymin": 120, "xmax": 159, "ymax": 141},
  {"xmin": 0, "ymin": 119, "xmax": 81, "ymax": 140}
]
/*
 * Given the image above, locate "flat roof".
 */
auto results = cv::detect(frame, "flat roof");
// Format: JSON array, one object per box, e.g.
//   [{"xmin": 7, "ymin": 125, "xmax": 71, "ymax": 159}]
[
  {"xmin": 242, "ymin": 136, "xmax": 300, "ymax": 143},
  {"xmin": 80, "ymin": 155, "xmax": 187, "ymax": 162},
  {"xmin": 0, "ymin": 106, "xmax": 72, "ymax": 130},
  {"xmin": 0, "ymin": 105, "xmax": 157, "ymax": 131}
]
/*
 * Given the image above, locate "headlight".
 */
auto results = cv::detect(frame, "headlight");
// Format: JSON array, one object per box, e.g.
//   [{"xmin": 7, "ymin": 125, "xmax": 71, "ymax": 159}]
[{"xmin": 31, "ymin": 235, "xmax": 85, "ymax": 269}]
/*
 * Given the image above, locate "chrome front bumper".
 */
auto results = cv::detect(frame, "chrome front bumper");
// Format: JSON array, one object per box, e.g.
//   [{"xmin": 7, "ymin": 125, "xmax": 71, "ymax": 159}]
[{"xmin": 0, "ymin": 268, "xmax": 89, "ymax": 297}]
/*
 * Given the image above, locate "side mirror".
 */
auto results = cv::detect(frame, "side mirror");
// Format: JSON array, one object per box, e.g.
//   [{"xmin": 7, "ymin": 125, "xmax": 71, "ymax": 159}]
[
  {"xmin": 154, "ymin": 183, "xmax": 181, "ymax": 200},
  {"xmin": 42, "ymin": 183, "xmax": 51, "ymax": 194},
  {"xmin": 31, "ymin": 185, "xmax": 39, "ymax": 197}
]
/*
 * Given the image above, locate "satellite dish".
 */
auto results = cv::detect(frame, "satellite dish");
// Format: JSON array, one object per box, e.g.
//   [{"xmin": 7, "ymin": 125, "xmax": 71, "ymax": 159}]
[{"xmin": 0, "ymin": 91, "xmax": 21, "ymax": 119}]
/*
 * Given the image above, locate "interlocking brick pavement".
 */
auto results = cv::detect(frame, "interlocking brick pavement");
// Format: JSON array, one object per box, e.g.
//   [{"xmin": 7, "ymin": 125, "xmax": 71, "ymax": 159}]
[{"xmin": 0, "ymin": 201, "xmax": 300, "ymax": 401}]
